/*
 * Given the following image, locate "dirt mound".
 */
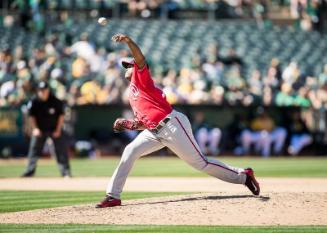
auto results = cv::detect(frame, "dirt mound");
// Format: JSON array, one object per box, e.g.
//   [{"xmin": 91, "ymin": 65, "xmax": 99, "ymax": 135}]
[
  {"xmin": 1, "ymin": 177, "xmax": 327, "ymax": 225},
  {"xmin": 1, "ymin": 192, "xmax": 326, "ymax": 225}
]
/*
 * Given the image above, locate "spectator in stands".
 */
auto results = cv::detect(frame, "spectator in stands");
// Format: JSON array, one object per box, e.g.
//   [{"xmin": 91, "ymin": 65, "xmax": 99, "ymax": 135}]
[
  {"xmin": 224, "ymin": 65, "xmax": 248, "ymax": 105},
  {"xmin": 253, "ymin": 0, "xmax": 268, "ymax": 27},
  {"xmin": 202, "ymin": 56, "xmax": 223, "ymax": 84},
  {"xmin": 71, "ymin": 56, "xmax": 89, "ymax": 79},
  {"xmin": 176, "ymin": 68, "xmax": 194, "ymax": 103},
  {"xmin": 71, "ymin": 33, "xmax": 95, "ymax": 61},
  {"xmin": 209, "ymin": 84, "xmax": 225, "ymax": 105},
  {"xmin": 290, "ymin": 0, "xmax": 323, "ymax": 31},
  {"xmin": 294, "ymin": 86, "xmax": 311, "ymax": 107},
  {"xmin": 287, "ymin": 111, "xmax": 313, "ymax": 155},
  {"xmin": 300, "ymin": 12, "xmax": 313, "ymax": 31},
  {"xmin": 270, "ymin": 58, "xmax": 282, "ymax": 82},
  {"xmin": 309, "ymin": 82, "xmax": 327, "ymax": 110},
  {"xmin": 192, "ymin": 111, "xmax": 222, "ymax": 156},
  {"xmin": 306, "ymin": 75, "xmax": 327, "ymax": 109},
  {"xmin": 0, "ymin": 49, "xmax": 14, "ymax": 77},
  {"xmin": 248, "ymin": 69, "xmax": 263, "ymax": 104},
  {"xmin": 126, "ymin": 0, "xmax": 163, "ymax": 18},
  {"xmin": 262, "ymin": 86, "xmax": 274, "ymax": 106},
  {"xmin": 282, "ymin": 61, "xmax": 300, "ymax": 84},
  {"xmin": 77, "ymin": 80, "xmax": 102, "ymax": 105},
  {"xmin": 263, "ymin": 58, "xmax": 282, "ymax": 90},
  {"xmin": 275, "ymin": 83, "xmax": 295, "ymax": 106},
  {"xmin": 319, "ymin": 64, "xmax": 327, "ymax": 86},
  {"xmin": 10, "ymin": 0, "xmax": 31, "ymax": 30},
  {"xmin": 189, "ymin": 79, "xmax": 210, "ymax": 104},
  {"xmin": 162, "ymin": 68, "xmax": 179, "ymax": 104},
  {"xmin": 240, "ymin": 107, "xmax": 287, "ymax": 157}
]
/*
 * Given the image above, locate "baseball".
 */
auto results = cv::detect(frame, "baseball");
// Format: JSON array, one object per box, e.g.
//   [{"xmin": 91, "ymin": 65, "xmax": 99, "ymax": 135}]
[{"xmin": 98, "ymin": 17, "xmax": 107, "ymax": 26}]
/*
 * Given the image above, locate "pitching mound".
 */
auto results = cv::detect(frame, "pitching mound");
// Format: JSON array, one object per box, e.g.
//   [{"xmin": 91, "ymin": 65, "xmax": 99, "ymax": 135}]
[
  {"xmin": 1, "ymin": 192, "xmax": 326, "ymax": 225},
  {"xmin": 1, "ymin": 177, "xmax": 327, "ymax": 225}
]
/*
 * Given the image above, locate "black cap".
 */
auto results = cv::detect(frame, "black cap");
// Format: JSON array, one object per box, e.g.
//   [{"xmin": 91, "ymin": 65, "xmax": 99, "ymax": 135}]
[
  {"xmin": 121, "ymin": 59, "xmax": 134, "ymax": 69},
  {"xmin": 37, "ymin": 81, "xmax": 49, "ymax": 90}
]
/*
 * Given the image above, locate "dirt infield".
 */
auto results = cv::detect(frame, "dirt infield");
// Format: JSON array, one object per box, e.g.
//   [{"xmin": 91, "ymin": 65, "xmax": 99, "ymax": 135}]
[
  {"xmin": 0, "ymin": 177, "xmax": 327, "ymax": 225},
  {"xmin": 1, "ymin": 177, "xmax": 327, "ymax": 192}
]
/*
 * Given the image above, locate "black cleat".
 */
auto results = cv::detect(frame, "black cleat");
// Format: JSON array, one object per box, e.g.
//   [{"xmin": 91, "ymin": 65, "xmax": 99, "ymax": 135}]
[{"xmin": 21, "ymin": 170, "xmax": 35, "ymax": 178}]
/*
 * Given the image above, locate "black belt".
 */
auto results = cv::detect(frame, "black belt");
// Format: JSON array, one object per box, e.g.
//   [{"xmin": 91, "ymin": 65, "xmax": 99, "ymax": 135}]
[{"xmin": 151, "ymin": 117, "xmax": 171, "ymax": 134}]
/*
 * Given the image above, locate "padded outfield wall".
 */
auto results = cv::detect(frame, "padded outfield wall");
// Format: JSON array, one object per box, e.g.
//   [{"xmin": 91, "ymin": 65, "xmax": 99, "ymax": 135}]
[{"xmin": 1, "ymin": 105, "xmax": 326, "ymax": 156}]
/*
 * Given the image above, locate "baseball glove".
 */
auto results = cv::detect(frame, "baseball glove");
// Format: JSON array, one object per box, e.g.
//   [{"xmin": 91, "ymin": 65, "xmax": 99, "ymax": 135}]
[
  {"xmin": 113, "ymin": 118, "xmax": 144, "ymax": 132},
  {"xmin": 113, "ymin": 118, "xmax": 127, "ymax": 132}
]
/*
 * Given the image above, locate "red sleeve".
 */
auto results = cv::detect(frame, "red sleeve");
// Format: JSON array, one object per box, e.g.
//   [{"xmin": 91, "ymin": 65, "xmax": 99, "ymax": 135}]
[{"xmin": 132, "ymin": 62, "xmax": 155, "ymax": 89}]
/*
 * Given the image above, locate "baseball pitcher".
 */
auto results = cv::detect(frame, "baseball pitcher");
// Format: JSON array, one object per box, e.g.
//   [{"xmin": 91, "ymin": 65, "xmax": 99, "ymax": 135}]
[{"xmin": 96, "ymin": 34, "xmax": 260, "ymax": 208}]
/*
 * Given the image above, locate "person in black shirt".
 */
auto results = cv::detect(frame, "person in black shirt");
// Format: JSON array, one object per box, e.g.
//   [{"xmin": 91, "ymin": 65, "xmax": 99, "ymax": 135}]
[{"xmin": 21, "ymin": 81, "xmax": 71, "ymax": 177}]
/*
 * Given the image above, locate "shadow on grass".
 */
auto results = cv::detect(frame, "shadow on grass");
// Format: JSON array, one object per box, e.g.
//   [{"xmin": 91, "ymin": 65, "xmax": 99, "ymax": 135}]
[{"xmin": 123, "ymin": 194, "xmax": 270, "ymax": 206}]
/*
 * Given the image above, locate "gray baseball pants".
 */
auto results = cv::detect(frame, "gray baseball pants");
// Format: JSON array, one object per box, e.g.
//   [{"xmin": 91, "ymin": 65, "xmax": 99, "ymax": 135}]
[{"xmin": 107, "ymin": 110, "xmax": 246, "ymax": 199}]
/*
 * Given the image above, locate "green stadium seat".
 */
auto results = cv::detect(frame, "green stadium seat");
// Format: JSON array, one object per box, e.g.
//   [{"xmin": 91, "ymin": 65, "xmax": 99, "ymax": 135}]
[{"xmin": 1, "ymin": 19, "xmax": 326, "ymax": 80}]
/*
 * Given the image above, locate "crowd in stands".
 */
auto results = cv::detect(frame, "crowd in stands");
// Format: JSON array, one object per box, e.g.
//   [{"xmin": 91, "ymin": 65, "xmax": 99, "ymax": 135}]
[
  {"xmin": 4, "ymin": 0, "xmax": 326, "ymax": 31},
  {"xmin": 0, "ymin": 2, "xmax": 326, "ymax": 158},
  {"xmin": 290, "ymin": 0, "xmax": 326, "ymax": 31},
  {"xmin": 0, "ymin": 30, "xmax": 326, "ymax": 109},
  {"xmin": 0, "ymin": 26, "xmax": 325, "ymax": 157}
]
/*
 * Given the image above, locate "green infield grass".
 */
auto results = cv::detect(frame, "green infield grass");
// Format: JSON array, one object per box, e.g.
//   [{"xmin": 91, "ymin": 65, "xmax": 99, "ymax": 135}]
[
  {"xmin": 0, "ymin": 224, "xmax": 326, "ymax": 233},
  {"xmin": 0, "ymin": 157, "xmax": 326, "ymax": 178},
  {"xmin": 0, "ymin": 191, "xmax": 187, "ymax": 213}
]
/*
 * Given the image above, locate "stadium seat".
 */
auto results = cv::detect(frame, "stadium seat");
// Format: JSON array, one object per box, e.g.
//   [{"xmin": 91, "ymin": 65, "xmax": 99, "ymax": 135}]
[{"xmin": 1, "ymin": 19, "xmax": 326, "ymax": 79}]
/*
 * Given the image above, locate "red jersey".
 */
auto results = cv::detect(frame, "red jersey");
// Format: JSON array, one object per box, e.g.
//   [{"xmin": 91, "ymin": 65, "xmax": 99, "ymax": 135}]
[{"xmin": 129, "ymin": 62, "xmax": 172, "ymax": 129}]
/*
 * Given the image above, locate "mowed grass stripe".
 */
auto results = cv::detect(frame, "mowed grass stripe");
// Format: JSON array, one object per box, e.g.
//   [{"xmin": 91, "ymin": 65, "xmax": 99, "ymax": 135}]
[
  {"xmin": 0, "ymin": 191, "xmax": 188, "ymax": 213},
  {"xmin": 1, "ymin": 157, "xmax": 327, "ymax": 178},
  {"xmin": 0, "ymin": 224, "xmax": 326, "ymax": 233},
  {"xmin": 0, "ymin": 192, "xmax": 97, "ymax": 200},
  {"xmin": 0, "ymin": 191, "xmax": 93, "ymax": 200},
  {"xmin": 0, "ymin": 198, "xmax": 96, "ymax": 205}
]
